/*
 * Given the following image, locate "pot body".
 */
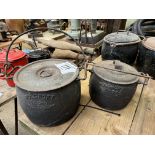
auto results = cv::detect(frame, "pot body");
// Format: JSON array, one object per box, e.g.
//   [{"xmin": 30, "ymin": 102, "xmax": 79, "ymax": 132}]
[
  {"xmin": 101, "ymin": 42, "xmax": 139, "ymax": 65},
  {"xmin": 89, "ymin": 73, "xmax": 137, "ymax": 110},
  {"xmin": 27, "ymin": 49, "xmax": 51, "ymax": 63},
  {"xmin": 16, "ymin": 80, "xmax": 81, "ymax": 126},
  {"xmin": 136, "ymin": 44, "xmax": 155, "ymax": 78},
  {"xmin": 0, "ymin": 56, "xmax": 28, "ymax": 87},
  {"xmin": 0, "ymin": 32, "xmax": 7, "ymax": 41}
]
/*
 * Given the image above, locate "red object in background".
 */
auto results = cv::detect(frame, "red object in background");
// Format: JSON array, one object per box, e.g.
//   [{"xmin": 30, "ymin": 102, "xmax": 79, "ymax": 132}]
[{"xmin": 0, "ymin": 49, "xmax": 28, "ymax": 87}]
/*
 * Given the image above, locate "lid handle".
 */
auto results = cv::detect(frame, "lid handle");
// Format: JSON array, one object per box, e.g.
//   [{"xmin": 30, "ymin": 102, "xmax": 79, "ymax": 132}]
[
  {"xmin": 113, "ymin": 60, "xmax": 123, "ymax": 70},
  {"xmin": 117, "ymin": 29, "xmax": 130, "ymax": 35},
  {"xmin": 39, "ymin": 70, "xmax": 53, "ymax": 78},
  {"xmin": 139, "ymin": 35, "xmax": 147, "ymax": 41}
]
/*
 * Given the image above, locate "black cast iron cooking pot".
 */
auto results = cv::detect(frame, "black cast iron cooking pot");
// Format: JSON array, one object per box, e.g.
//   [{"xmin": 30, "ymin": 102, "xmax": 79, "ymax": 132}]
[
  {"xmin": 89, "ymin": 60, "xmax": 143, "ymax": 110},
  {"xmin": 136, "ymin": 37, "xmax": 155, "ymax": 79},
  {"xmin": 101, "ymin": 31, "xmax": 141, "ymax": 65},
  {"xmin": 13, "ymin": 59, "xmax": 81, "ymax": 126}
]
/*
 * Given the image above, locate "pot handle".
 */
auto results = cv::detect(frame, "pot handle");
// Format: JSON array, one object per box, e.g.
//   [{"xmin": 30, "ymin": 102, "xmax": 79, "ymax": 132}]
[
  {"xmin": 138, "ymin": 35, "xmax": 147, "ymax": 41},
  {"xmin": 117, "ymin": 29, "xmax": 130, "ymax": 35},
  {"xmin": 113, "ymin": 60, "xmax": 123, "ymax": 70},
  {"xmin": 138, "ymin": 73, "xmax": 150, "ymax": 85},
  {"xmin": 76, "ymin": 60, "xmax": 89, "ymax": 81},
  {"xmin": 0, "ymin": 63, "xmax": 13, "ymax": 79},
  {"xmin": 1, "ymin": 64, "xmax": 22, "ymax": 79}
]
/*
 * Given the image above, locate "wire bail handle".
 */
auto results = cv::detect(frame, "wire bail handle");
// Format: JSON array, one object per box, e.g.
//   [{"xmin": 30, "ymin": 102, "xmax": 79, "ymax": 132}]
[{"xmin": 4, "ymin": 27, "xmax": 87, "ymax": 78}]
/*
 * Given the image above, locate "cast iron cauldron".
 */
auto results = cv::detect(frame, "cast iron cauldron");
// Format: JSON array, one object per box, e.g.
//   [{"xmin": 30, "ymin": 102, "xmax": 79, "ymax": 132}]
[
  {"xmin": 89, "ymin": 60, "xmax": 145, "ymax": 110},
  {"xmin": 14, "ymin": 59, "xmax": 82, "ymax": 126},
  {"xmin": 27, "ymin": 48, "xmax": 51, "ymax": 63},
  {"xmin": 101, "ymin": 30, "xmax": 141, "ymax": 65},
  {"xmin": 136, "ymin": 37, "xmax": 155, "ymax": 78},
  {"xmin": 4, "ymin": 27, "xmax": 86, "ymax": 127}
]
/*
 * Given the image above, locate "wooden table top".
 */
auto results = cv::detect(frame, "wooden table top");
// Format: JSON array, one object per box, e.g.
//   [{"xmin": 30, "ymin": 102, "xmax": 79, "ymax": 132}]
[
  {"xmin": 19, "ymin": 56, "xmax": 155, "ymax": 135},
  {"xmin": 1, "ymin": 56, "xmax": 155, "ymax": 135}
]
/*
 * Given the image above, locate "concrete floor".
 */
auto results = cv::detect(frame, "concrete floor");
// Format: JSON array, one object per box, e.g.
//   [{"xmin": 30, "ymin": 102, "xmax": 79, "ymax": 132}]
[{"xmin": 0, "ymin": 100, "xmax": 32, "ymax": 135}]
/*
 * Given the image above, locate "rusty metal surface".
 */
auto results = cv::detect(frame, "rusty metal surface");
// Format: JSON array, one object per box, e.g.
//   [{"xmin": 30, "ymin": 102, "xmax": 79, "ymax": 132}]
[
  {"xmin": 14, "ymin": 59, "xmax": 79, "ymax": 92},
  {"xmin": 93, "ymin": 60, "xmax": 139, "ymax": 84},
  {"xmin": 104, "ymin": 31, "xmax": 140, "ymax": 45}
]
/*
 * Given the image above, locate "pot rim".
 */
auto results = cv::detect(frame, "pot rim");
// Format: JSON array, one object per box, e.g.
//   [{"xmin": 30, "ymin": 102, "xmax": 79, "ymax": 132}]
[
  {"xmin": 103, "ymin": 38, "xmax": 141, "ymax": 46},
  {"xmin": 93, "ymin": 72, "xmax": 139, "ymax": 85},
  {"xmin": 0, "ymin": 54, "xmax": 27, "ymax": 63},
  {"xmin": 13, "ymin": 58, "xmax": 80, "ymax": 92},
  {"xmin": 0, "ymin": 49, "xmax": 27, "ymax": 62},
  {"xmin": 91, "ymin": 60, "xmax": 140, "ymax": 85}
]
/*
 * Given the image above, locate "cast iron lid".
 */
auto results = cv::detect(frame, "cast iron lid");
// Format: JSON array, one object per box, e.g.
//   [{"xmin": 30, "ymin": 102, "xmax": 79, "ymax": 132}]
[
  {"xmin": 93, "ymin": 60, "xmax": 139, "ymax": 84},
  {"xmin": 104, "ymin": 31, "xmax": 140, "ymax": 44},
  {"xmin": 0, "ymin": 49, "xmax": 26, "ymax": 62},
  {"xmin": 142, "ymin": 37, "xmax": 155, "ymax": 51},
  {"xmin": 14, "ymin": 59, "xmax": 79, "ymax": 92}
]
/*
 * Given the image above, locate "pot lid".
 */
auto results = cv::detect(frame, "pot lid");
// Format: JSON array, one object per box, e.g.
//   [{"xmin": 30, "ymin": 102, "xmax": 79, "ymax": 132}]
[
  {"xmin": 104, "ymin": 31, "xmax": 140, "ymax": 44},
  {"xmin": 0, "ymin": 49, "xmax": 26, "ymax": 62},
  {"xmin": 93, "ymin": 60, "xmax": 139, "ymax": 84},
  {"xmin": 142, "ymin": 37, "xmax": 155, "ymax": 51},
  {"xmin": 28, "ymin": 49, "xmax": 50, "ymax": 59},
  {"xmin": 14, "ymin": 59, "xmax": 79, "ymax": 92}
]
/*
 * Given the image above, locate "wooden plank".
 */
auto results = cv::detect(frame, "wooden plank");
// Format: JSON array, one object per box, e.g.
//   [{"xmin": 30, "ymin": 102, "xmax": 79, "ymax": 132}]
[
  {"xmin": 42, "ymin": 31, "xmax": 65, "ymax": 40},
  {"xmin": 64, "ymin": 107, "xmax": 112, "ymax": 135},
  {"xmin": 129, "ymin": 79, "xmax": 155, "ymax": 134},
  {"xmin": 0, "ymin": 80, "xmax": 6, "ymax": 87},
  {"xmin": 65, "ymin": 84, "xmax": 143, "ymax": 135}
]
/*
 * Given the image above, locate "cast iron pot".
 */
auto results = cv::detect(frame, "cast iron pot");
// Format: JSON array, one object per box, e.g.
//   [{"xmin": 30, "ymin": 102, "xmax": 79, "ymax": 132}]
[
  {"xmin": 27, "ymin": 48, "xmax": 51, "ymax": 63},
  {"xmin": 101, "ymin": 30, "xmax": 141, "ymax": 65},
  {"xmin": 136, "ymin": 37, "xmax": 155, "ymax": 79},
  {"xmin": 4, "ymin": 27, "xmax": 86, "ymax": 127},
  {"xmin": 89, "ymin": 60, "xmax": 145, "ymax": 110},
  {"xmin": 14, "ymin": 59, "xmax": 83, "ymax": 126}
]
